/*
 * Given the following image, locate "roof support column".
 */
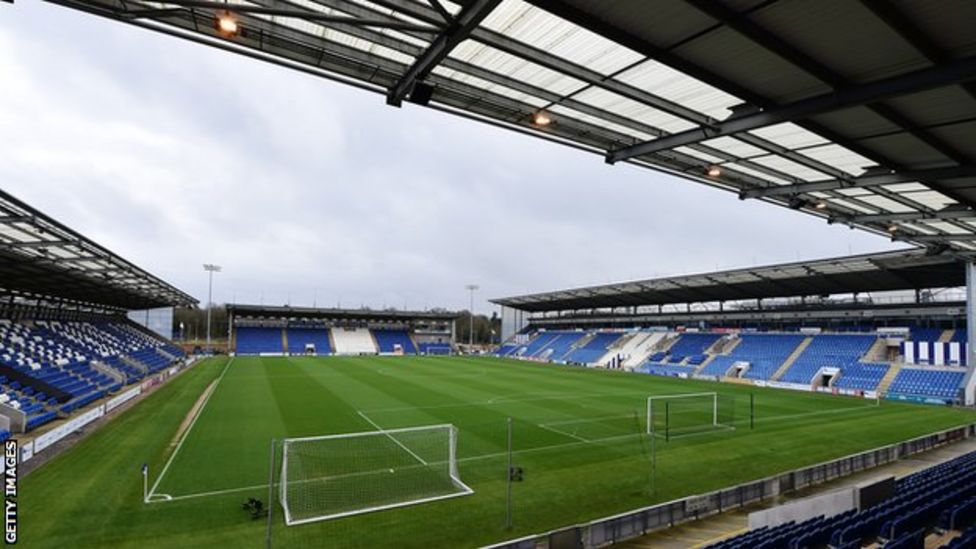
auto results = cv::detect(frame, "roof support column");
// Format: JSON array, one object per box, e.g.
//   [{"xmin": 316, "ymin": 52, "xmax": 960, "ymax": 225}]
[{"xmin": 963, "ymin": 262, "xmax": 976, "ymax": 405}]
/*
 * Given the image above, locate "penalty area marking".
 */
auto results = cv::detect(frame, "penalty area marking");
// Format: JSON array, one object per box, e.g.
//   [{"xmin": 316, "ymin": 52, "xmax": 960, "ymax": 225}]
[{"xmin": 145, "ymin": 356, "xmax": 235, "ymax": 504}]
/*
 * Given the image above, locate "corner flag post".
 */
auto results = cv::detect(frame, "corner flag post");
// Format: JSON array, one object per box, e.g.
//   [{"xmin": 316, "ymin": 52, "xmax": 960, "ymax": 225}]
[{"xmin": 142, "ymin": 463, "xmax": 148, "ymax": 503}]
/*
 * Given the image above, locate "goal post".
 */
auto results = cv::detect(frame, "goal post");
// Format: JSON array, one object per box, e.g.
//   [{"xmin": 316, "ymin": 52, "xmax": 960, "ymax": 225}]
[
  {"xmin": 646, "ymin": 392, "xmax": 735, "ymax": 439},
  {"xmin": 279, "ymin": 424, "xmax": 473, "ymax": 526}
]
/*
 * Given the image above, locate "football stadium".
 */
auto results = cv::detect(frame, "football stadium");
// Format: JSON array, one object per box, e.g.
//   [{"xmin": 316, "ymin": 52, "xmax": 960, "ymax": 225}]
[{"xmin": 6, "ymin": 0, "xmax": 976, "ymax": 548}]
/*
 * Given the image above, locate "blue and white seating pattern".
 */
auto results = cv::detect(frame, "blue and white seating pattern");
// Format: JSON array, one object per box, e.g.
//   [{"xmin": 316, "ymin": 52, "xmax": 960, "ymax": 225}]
[
  {"xmin": 564, "ymin": 332, "xmax": 621, "ymax": 364},
  {"xmin": 0, "ymin": 319, "xmax": 183, "ymax": 431}
]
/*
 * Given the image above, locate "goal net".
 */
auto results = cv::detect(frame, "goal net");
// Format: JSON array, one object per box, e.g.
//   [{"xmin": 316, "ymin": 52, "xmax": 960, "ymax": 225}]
[
  {"xmin": 646, "ymin": 392, "xmax": 735, "ymax": 439},
  {"xmin": 279, "ymin": 424, "xmax": 473, "ymax": 525}
]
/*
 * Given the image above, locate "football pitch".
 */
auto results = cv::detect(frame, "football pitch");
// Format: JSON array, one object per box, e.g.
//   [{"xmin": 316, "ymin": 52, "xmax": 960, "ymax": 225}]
[{"xmin": 22, "ymin": 356, "xmax": 976, "ymax": 548}]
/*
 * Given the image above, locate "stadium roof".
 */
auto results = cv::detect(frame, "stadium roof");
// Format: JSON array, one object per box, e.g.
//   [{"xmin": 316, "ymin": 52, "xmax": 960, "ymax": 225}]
[
  {"xmin": 40, "ymin": 0, "xmax": 976, "ymax": 254},
  {"xmin": 227, "ymin": 303, "xmax": 459, "ymax": 321},
  {"xmin": 0, "ymin": 190, "xmax": 197, "ymax": 310},
  {"xmin": 491, "ymin": 249, "xmax": 965, "ymax": 312}
]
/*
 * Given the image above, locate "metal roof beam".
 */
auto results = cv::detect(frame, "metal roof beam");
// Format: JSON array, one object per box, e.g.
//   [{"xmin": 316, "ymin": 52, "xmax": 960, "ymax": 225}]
[
  {"xmin": 893, "ymin": 234, "xmax": 976, "ymax": 242},
  {"xmin": 607, "ymin": 55, "xmax": 976, "ymax": 163},
  {"xmin": 386, "ymin": 0, "xmax": 502, "ymax": 107},
  {"xmin": 740, "ymin": 165, "xmax": 976, "ymax": 199},
  {"xmin": 833, "ymin": 208, "xmax": 976, "ymax": 225}
]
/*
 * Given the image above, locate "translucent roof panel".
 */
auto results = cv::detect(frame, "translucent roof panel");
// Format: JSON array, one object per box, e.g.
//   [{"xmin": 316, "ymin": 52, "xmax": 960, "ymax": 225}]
[
  {"xmin": 700, "ymin": 136, "xmax": 770, "ymax": 158},
  {"xmin": 479, "ymin": 0, "xmax": 644, "ymax": 75},
  {"xmin": 797, "ymin": 144, "xmax": 874, "ymax": 177},
  {"xmin": 857, "ymin": 195, "xmax": 916, "ymax": 213},
  {"xmin": 749, "ymin": 155, "xmax": 832, "ymax": 182},
  {"xmin": 724, "ymin": 163, "xmax": 794, "ymax": 186},
  {"xmin": 450, "ymin": 40, "xmax": 587, "ymax": 96},
  {"xmin": 614, "ymin": 59, "xmax": 743, "ymax": 121},
  {"xmin": 548, "ymin": 105, "xmax": 657, "ymax": 142},
  {"xmin": 431, "ymin": 65, "xmax": 550, "ymax": 107},
  {"xmin": 571, "ymin": 87, "xmax": 698, "ymax": 133},
  {"xmin": 903, "ymin": 190, "xmax": 957, "ymax": 210},
  {"xmin": 749, "ymin": 123, "xmax": 830, "ymax": 149}
]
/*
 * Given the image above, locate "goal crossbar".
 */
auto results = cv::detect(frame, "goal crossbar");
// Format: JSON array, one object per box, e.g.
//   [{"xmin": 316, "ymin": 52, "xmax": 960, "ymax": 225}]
[{"xmin": 646, "ymin": 392, "xmax": 722, "ymax": 436}]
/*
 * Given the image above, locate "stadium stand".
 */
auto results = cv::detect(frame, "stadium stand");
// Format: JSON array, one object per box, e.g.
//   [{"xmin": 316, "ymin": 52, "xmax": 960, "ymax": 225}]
[
  {"xmin": 780, "ymin": 334, "xmax": 880, "ymax": 386},
  {"xmin": 372, "ymin": 329, "xmax": 417, "ymax": 354},
  {"xmin": 833, "ymin": 362, "xmax": 890, "ymax": 392},
  {"xmin": 660, "ymin": 332, "xmax": 722, "ymax": 364},
  {"xmin": 235, "ymin": 326, "xmax": 284, "ymax": 355},
  {"xmin": 888, "ymin": 368, "xmax": 965, "ymax": 401},
  {"xmin": 536, "ymin": 331, "xmax": 588, "ymax": 361},
  {"xmin": 621, "ymin": 332, "xmax": 667, "ymax": 368},
  {"xmin": 563, "ymin": 332, "xmax": 621, "ymax": 364},
  {"xmin": 0, "ymin": 319, "xmax": 185, "ymax": 430},
  {"xmin": 706, "ymin": 450, "xmax": 976, "ymax": 549},
  {"xmin": 700, "ymin": 334, "xmax": 805, "ymax": 380},
  {"xmin": 331, "ymin": 327, "xmax": 378, "ymax": 355},
  {"xmin": 285, "ymin": 327, "xmax": 332, "ymax": 355}
]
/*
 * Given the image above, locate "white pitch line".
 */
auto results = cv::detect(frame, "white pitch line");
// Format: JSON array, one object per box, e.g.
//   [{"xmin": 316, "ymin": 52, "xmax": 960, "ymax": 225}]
[
  {"xmin": 357, "ymin": 410, "xmax": 429, "ymax": 466},
  {"xmin": 147, "ymin": 356, "xmax": 235, "ymax": 502},
  {"xmin": 537, "ymin": 423, "xmax": 590, "ymax": 443}
]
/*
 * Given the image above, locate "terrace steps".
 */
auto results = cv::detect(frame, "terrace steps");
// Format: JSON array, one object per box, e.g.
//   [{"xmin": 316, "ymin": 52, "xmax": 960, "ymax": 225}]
[
  {"xmin": 91, "ymin": 360, "xmax": 125, "ymax": 386},
  {"xmin": 281, "ymin": 329, "xmax": 289, "ymax": 354},
  {"xmin": 770, "ymin": 336, "xmax": 813, "ymax": 381},
  {"xmin": 706, "ymin": 336, "xmax": 732, "ymax": 354},
  {"xmin": 940, "ymin": 329, "xmax": 956, "ymax": 343},
  {"xmin": 121, "ymin": 355, "xmax": 148, "ymax": 375},
  {"xmin": 693, "ymin": 337, "xmax": 741, "ymax": 375},
  {"xmin": 876, "ymin": 362, "xmax": 903, "ymax": 394},
  {"xmin": 653, "ymin": 334, "xmax": 679, "ymax": 352},
  {"xmin": 864, "ymin": 337, "xmax": 889, "ymax": 362},
  {"xmin": 622, "ymin": 333, "xmax": 662, "ymax": 368},
  {"xmin": 693, "ymin": 354, "xmax": 718, "ymax": 375},
  {"xmin": 328, "ymin": 329, "xmax": 338, "ymax": 355}
]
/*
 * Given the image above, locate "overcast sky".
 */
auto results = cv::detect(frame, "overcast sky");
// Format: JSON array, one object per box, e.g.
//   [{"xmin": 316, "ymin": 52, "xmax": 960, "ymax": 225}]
[{"xmin": 0, "ymin": 2, "xmax": 903, "ymax": 314}]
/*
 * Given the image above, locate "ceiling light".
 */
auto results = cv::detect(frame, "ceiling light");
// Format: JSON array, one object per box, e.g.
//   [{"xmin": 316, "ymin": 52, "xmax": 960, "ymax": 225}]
[
  {"xmin": 814, "ymin": 201, "xmax": 827, "ymax": 210},
  {"xmin": 707, "ymin": 166, "xmax": 721, "ymax": 177},
  {"xmin": 532, "ymin": 111, "xmax": 552, "ymax": 127},
  {"xmin": 215, "ymin": 12, "xmax": 240, "ymax": 37}
]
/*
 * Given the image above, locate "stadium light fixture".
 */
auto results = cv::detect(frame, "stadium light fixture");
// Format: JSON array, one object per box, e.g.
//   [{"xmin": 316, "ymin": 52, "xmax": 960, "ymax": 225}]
[
  {"xmin": 887, "ymin": 224, "xmax": 899, "ymax": 233},
  {"xmin": 815, "ymin": 201, "xmax": 828, "ymax": 210},
  {"xmin": 707, "ymin": 165, "xmax": 721, "ymax": 177},
  {"xmin": 215, "ymin": 12, "xmax": 240, "ymax": 37},
  {"xmin": 465, "ymin": 284, "xmax": 479, "ymax": 347},
  {"xmin": 203, "ymin": 264, "xmax": 222, "ymax": 353},
  {"xmin": 532, "ymin": 110, "xmax": 552, "ymax": 127}
]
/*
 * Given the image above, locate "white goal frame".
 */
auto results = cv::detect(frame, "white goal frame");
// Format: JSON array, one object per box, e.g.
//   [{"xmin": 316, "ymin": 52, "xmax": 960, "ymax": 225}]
[
  {"xmin": 278, "ymin": 423, "xmax": 473, "ymax": 526},
  {"xmin": 646, "ymin": 392, "xmax": 719, "ymax": 435}
]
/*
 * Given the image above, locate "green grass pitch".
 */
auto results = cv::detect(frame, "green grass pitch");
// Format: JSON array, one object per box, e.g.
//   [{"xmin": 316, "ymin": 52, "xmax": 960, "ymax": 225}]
[{"xmin": 21, "ymin": 356, "xmax": 976, "ymax": 548}]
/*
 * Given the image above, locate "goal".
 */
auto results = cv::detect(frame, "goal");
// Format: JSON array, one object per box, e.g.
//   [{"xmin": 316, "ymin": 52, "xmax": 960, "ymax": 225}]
[
  {"xmin": 646, "ymin": 392, "xmax": 735, "ymax": 439},
  {"xmin": 278, "ymin": 424, "xmax": 473, "ymax": 525}
]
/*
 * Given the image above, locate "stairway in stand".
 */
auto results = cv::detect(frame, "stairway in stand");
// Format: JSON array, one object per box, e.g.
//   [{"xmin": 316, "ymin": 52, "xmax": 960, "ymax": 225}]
[
  {"xmin": 770, "ymin": 337, "xmax": 813, "ymax": 382},
  {"xmin": 876, "ymin": 363, "xmax": 903, "ymax": 394}
]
